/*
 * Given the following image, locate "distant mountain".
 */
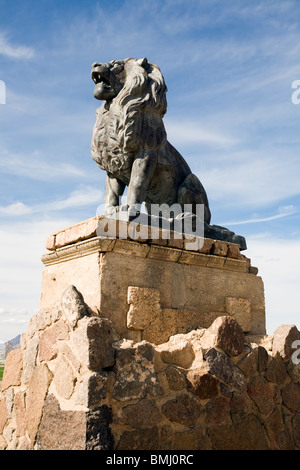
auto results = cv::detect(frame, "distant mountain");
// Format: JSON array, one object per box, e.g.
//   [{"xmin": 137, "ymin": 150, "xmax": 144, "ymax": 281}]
[
  {"xmin": 0, "ymin": 343, "xmax": 5, "ymax": 361},
  {"xmin": 5, "ymin": 334, "xmax": 21, "ymax": 356}
]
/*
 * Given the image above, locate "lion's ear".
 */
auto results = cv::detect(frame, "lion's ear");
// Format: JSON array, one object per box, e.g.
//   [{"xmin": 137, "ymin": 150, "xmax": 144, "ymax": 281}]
[{"xmin": 137, "ymin": 57, "xmax": 148, "ymax": 68}]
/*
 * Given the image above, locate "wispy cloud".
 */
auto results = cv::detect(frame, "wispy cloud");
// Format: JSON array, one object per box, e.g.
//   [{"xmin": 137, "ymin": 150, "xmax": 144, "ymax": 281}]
[
  {"xmin": 0, "ymin": 186, "xmax": 103, "ymax": 216},
  {"xmin": 0, "ymin": 33, "xmax": 35, "ymax": 59},
  {"xmin": 220, "ymin": 205, "xmax": 297, "ymax": 226}
]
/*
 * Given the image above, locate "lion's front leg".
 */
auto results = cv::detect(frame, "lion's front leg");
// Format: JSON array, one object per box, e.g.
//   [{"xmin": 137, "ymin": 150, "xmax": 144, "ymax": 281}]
[
  {"xmin": 127, "ymin": 153, "xmax": 157, "ymax": 214},
  {"xmin": 104, "ymin": 173, "xmax": 126, "ymax": 216}
]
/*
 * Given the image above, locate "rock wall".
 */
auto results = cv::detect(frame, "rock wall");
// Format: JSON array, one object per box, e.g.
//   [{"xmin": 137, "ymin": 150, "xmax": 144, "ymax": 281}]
[{"xmin": 1, "ymin": 285, "xmax": 300, "ymax": 450}]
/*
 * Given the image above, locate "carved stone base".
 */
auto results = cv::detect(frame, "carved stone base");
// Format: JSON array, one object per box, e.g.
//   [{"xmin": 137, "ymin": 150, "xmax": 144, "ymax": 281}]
[{"xmin": 41, "ymin": 216, "xmax": 265, "ymax": 341}]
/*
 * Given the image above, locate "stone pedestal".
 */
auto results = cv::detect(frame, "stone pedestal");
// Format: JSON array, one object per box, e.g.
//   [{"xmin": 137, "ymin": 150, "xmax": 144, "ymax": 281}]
[{"xmin": 41, "ymin": 216, "xmax": 265, "ymax": 342}]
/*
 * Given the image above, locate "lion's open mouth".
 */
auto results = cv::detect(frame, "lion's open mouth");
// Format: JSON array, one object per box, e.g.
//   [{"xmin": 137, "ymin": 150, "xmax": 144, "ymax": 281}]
[{"xmin": 92, "ymin": 71, "xmax": 111, "ymax": 87}]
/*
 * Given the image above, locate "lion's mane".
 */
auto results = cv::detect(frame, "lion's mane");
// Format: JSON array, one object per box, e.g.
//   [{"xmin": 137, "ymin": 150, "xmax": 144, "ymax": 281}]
[{"xmin": 91, "ymin": 58, "xmax": 168, "ymax": 180}]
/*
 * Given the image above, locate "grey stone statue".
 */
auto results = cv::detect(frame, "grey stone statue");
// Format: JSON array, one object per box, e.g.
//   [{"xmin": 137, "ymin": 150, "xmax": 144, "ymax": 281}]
[{"xmin": 91, "ymin": 57, "xmax": 246, "ymax": 249}]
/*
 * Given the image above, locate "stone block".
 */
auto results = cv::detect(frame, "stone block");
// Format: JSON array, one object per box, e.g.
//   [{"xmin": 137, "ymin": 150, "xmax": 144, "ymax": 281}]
[
  {"xmin": 281, "ymin": 383, "xmax": 300, "ymax": 413},
  {"xmin": 265, "ymin": 354, "xmax": 289, "ymax": 384},
  {"xmin": 36, "ymin": 394, "xmax": 86, "ymax": 450},
  {"xmin": 14, "ymin": 391, "xmax": 27, "ymax": 437},
  {"xmin": 26, "ymin": 364, "xmax": 53, "ymax": 444},
  {"xmin": 204, "ymin": 348, "xmax": 247, "ymax": 391},
  {"xmin": 208, "ymin": 315, "xmax": 245, "ymax": 357},
  {"xmin": 1, "ymin": 349, "xmax": 23, "ymax": 391},
  {"xmin": 61, "ymin": 285, "xmax": 90, "ymax": 329},
  {"xmin": 225, "ymin": 297, "xmax": 252, "ymax": 332},
  {"xmin": 75, "ymin": 371, "xmax": 108, "ymax": 407},
  {"xmin": 156, "ymin": 336, "xmax": 195, "ymax": 369},
  {"xmin": 53, "ymin": 355, "xmax": 76, "ymax": 400},
  {"xmin": 119, "ymin": 399, "xmax": 162, "ymax": 426},
  {"xmin": 165, "ymin": 366, "xmax": 186, "ymax": 391},
  {"xmin": 39, "ymin": 319, "xmax": 69, "ymax": 362},
  {"xmin": 186, "ymin": 369, "xmax": 219, "ymax": 400},
  {"xmin": 127, "ymin": 286, "xmax": 161, "ymax": 330},
  {"xmin": 161, "ymin": 393, "xmax": 202, "ymax": 425},
  {"xmin": 0, "ymin": 398, "xmax": 9, "ymax": 434},
  {"xmin": 71, "ymin": 316, "xmax": 115, "ymax": 371},
  {"xmin": 247, "ymin": 375, "xmax": 275, "ymax": 415},
  {"xmin": 117, "ymin": 426, "xmax": 159, "ymax": 450}
]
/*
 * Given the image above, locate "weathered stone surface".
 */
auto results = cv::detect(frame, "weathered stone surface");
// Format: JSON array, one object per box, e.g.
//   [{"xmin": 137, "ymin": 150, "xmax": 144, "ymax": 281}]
[
  {"xmin": 208, "ymin": 413, "xmax": 269, "ymax": 450},
  {"xmin": 212, "ymin": 240, "xmax": 228, "ymax": 257},
  {"xmin": 225, "ymin": 297, "xmax": 252, "ymax": 332},
  {"xmin": 86, "ymin": 405, "xmax": 114, "ymax": 450},
  {"xmin": 37, "ymin": 394, "xmax": 86, "ymax": 450},
  {"xmin": 113, "ymin": 341, "xmax": 163, "ymax": 400},
  {"xmin": 156, "ymin": 336, "xmax": 195, "ymax": 369},
  {"xmin": 229, "ymin": 392, "xmax": 258, "ymax": 422},
  {"xmin": 14, "ymin": 391, "xmax": 27, "ymax": 437},
  {"xmin": 22, "ymin": 333, "xmax": 39, "ymax": 384},
  {"xmin": 117, "ymin": 426, "xmax": 159, "ymax": 450},
  {"xmin": 71, "ymin": 316, "xmax": 115, "ymax": 370},
  {"xmin": 272, "ymin": 324, "xmax": 300, "ymax": 361},
  {"xmin": 0, "ymin": 435, "xmax": 7, "ymax": 450},
  {"xmin": 26, "ymin": 364, "xmax": 53, "ymax": 443},
  {"xmin": 206, "ymin": 397, "xmax": 231, "ymax": 425},
  {"xmin": 281, "ymin": 382, "xmax": 300, "ymax": 412},
  {"xmin": 208, "ymin": 315, "xmax": 244, "ymax": 357},
  {"xmin": 161, "ymin": 393, "xmax": 202, "ymax": 425},
  {"xmin": 292, "ymin": 412, "xmax": 300, "ymax": 448},
  {"xmin": 173, "ymin": 428, "xmax": 212, "ymax": 450},
  {"xmin": 237, "ymin": 348, "xmax": 258, "ymax": 378},
  {"xmin": 53, "ymin": 355, "xmax": 76, "ymax": 400},
  {"xmin": 186, "ymin": 369, "xmax": 219, "ymax": 400},
  {"xmin": 247, "ymin": 375, "xmax": 275, "ymax": 415},
  {"xmin": 127, "ymin": 286, "xmax": 161, "ymax": 330},
  {"xmin": 0, "ymin": 398, "xmax": 9, "ymax": 434},
  {"xmin": 265, "ymin": 354, "xmax": 289, "ymax": 384},
  {"xmin": 75, "ymin": 371, "xmax": 108, "ymax": 407},
  {"xmin": 39, "ymin": 319, "xmax": 69, "ymax": 362},
  {"xmin": 61, "ymin": 285, "xmax": 90, "ymax": 329},
  {"xmin": 264, "ymin": 407, "xmax": 285, "ymax": 443},
  {"xmin": 120, "ymin": 399, "xmax": 162, "ymax": 426},
  {"xmin": 276, "ymin": 428, "xmax": 295, "ymax": 450},
  {"xmin": 165, "ymin": 366, "xmax": 186, "ymax": 391},
  {"xmin": 1, "ymin": 349, "xmax": 23, "ymax": 390},
  {"xmin": 204, "ymin": 348, "xmax": 247, "ymax": 391}
]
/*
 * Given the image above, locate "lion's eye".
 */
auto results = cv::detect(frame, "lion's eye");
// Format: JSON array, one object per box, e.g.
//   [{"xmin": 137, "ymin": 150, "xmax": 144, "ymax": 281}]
[{"xmin": 112, "ymin": 64, "xmax": 124, "ymax": 74}]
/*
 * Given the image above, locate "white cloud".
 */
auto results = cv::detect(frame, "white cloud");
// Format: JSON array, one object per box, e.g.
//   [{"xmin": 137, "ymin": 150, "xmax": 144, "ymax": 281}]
[
  {"xmin": 0, "ymin": 33, "xmax": 35, "ymax": 59},
  {"xmin": 0, "ymin": 186, "xmax": 103, "ymax": 217},
  {"xmin": 166, "ymin": 120, "xmax": 238, "ymax": 148}
]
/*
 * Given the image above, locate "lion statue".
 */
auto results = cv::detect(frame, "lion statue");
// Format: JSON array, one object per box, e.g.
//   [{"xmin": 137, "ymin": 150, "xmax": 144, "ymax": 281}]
[{"xmin": 91, "ymin": 57, "xmax": 211, "ymax": 227}]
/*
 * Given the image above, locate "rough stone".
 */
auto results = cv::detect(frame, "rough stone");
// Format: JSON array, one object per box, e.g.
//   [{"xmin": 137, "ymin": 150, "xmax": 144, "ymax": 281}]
[
  {"xmin": 37, "ymin": 394, "xmax": 86, "ymax": 450},
  {"xmin": 272, "ymin": 324, "xmax": 300, "ymax": 361},
  {"xmin": 206, "ymin": 397, "xmax": 231, "ymax": 425},
  {"xmin": 0, "ymin": 435, "xmax": 7, "ymax": 450},
  {"xmin": 186, "ymin": 369, "xmax": 219, "ymax": 400},
  {"xmin": 61, "ymin": 285, "xmax": 90, "ymax": 329},
  {"xmin": 1, "ymin": 349, "xmax": 23, "ymax": 390},
  {"xmin": 113, "ymin": 341, "xmax": 163, "ymax": 401},
  {"xmin": 265, "ymin": 353, "xmax": 289, "ymax": 384},
  {"xmin": 22, "ymin": 333, "xmax": 39, "ymax": 384},
  {"xmin": 39, "ymin": 319, "xmax": 69, "ymax": 362},
  {"xmin": 281, "ymin": 382, "xmax": 300, "ymax": 412},
  {"xmin": 247, "ymin": 375, "xmax": 275, "ymax": 415},
  {"xmin": 156, "ymin": 336, "xmax": 195, "ymax": 369},
  {"xmin": 14, "ymin": 391, "xmax": 27, "ymax": 437},
  {"xmin": 127, "ymin": 286, "xmax": 161, "ymax": 330},
  {"xmin": 161, "ymin": 393, "xmax": 202, "ymax": 425},
  {"xmin": 75, "ymin": 371, "xmax": 108, "ymax": 407},
  {"xmin": 86, "ymin": 405, "xmax": 114, "ymax": 450},
  {"xmin": 0, "ymin": 398, "xmax": 9, "ymax": 434},
  {"xmin": 71, "ymin": 316, "xmax": 115, "ymax": 370},
  {"xmin": 53, "ymin": 355, "xmax": 76, "ymax": 400},
  {"xmin": 225, "ymin": 297, "xmax": 252, "ymax": 332},
  {"xmin": 117, "ymin": 426, "xmax": 159, "ymax": 450},
  {"xmin": 208, "ymin": 413, "xmax": 269, "ymax": 450},
  {"xmin": 204, "ymin": 348, "xmax": 247, "ymax": 391},
  {"xmin": 237, "ymin": 348, "xmax": 259, "ymax": 378},
  {"xmin": 292, "ymin": 412, "xmax": 300, "ymax": 448},
  {"xmin": 120, "ymin": 399, "xmax": 162, "ymax": 426},
  {"xmin": 229, "ymin": 392, "xmax": 258, "ymax": 422},
  {"xmin": 264, "ymin": 407, "xmax": 285, "ymax": 443},
  {"xmin": 208, "ymin": 315, "xmax": 245, "ymax": 357},
  {"xmin": 26, "ymin": 364, "xmax": 53, "ymax": 444},
  {"xmin": 165, "ymin": 366, "xmax": 186, "ymax": 391}
]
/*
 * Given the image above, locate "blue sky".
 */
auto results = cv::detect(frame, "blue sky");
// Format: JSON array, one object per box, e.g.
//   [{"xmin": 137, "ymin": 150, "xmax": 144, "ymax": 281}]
[{"xmin": 0, "ymin": 0, "xmax": 300, "ymax": 341}]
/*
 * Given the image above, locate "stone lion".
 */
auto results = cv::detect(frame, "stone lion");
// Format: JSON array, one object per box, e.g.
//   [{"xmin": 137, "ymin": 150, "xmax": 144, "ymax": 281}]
[{"xmin": 91, "ymin": 57, "xmax": 211, "ymax": 224}]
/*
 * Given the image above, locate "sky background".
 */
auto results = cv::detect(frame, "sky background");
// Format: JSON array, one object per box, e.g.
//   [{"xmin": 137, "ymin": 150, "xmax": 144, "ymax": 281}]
[{"xmin": 0, "ymin": 0, "xmax": 300, "ymax": 342}]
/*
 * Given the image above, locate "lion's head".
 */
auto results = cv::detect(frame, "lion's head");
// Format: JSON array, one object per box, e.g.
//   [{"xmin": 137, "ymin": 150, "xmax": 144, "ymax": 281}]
[{"xmin": 91, "ymin": 58, "xmax": 168, "ymax": 178}]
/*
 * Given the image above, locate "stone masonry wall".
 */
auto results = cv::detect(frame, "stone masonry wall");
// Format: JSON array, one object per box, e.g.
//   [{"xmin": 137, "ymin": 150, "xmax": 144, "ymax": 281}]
[{"xmin": 1, "ymin": 285, "xmax": 300, "ymax": 450}]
